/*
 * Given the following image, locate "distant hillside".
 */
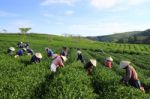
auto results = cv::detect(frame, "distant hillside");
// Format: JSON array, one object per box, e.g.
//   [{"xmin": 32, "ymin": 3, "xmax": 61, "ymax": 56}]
[{"xmin": 87, "ymin": 29, "xmax": 150, "ymax": 44}]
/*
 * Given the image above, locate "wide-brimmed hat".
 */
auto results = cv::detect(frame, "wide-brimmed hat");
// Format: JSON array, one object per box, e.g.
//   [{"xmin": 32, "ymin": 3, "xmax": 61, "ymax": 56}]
[
  {"xmin": 61, "ymin": 55, "xmax": 67, "ymax": 62},
  {"xmin": 120, "ymin": 61, "xmax": 130, "ymax": 69},
  {"xmin": 77, "ymin": 50, "xmax": 82, "ymax": 54},
  {"xmin": 9, "ymin": 47, "xmax": 15, "ymax": 51},
  {"xmin": 90, "ymin": 59, "xmax": 97, "ymax": 67},
  {"xmin": 106, "ymin": 57, "xmax": 113, "ymax": 61},
  {"xmin": 35, "ymin": 53, "xmax": 42, "ymax": 59}
]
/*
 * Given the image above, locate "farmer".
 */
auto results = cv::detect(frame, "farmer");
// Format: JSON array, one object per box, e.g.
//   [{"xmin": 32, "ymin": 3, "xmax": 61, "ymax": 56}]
[
  {"xmin": 50, "ymin": 55, "xmax": 67, "ymax": 72},
  {"xmin": 26, "ymin": 48, "xmax": 34, "ymax": 55},
  {"xmin": 85, "ymin": 59, "xmax": 96, "ymax": 75},
  {"xmin": 77, "ymin": 50, "xmax": 84, "ymax": 63},
  {"xmin": 17, "ymin": 42, "xmax": 24, "ymax": 48},
  {"xmin": 60, "ymin": 47, "xmax": 68, "ymax": 57},
  {"xmin": 120, "ymin": 61, "xmax": 145, "ymax": 92},
  {"xmin": 15, "ymin": 49, "xmax": 23, "ymax": 58},
  {"xmin": 45, "ymin": 47, "xmax": 54, "ymax": 57},
  {"xmin": 104, "ymin": 57, "xmax": 113, "ymax": 69},
  {"xmin": 7, "ymin": 47, "xmax": 15, "ymax": 55},
  {"xmin": 24, "ymin": 42, "xmax": 29, "ymax": 48},
  {"xmin": 30, "ymin": 53, "xmax": 42, "ymax": 63}
]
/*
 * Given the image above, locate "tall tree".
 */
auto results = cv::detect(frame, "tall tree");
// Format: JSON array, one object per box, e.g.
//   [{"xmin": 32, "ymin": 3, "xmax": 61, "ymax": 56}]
[
  {"xmin": 19, "ymin": 27, "xmax": 31, "ymax": 34},
  {"xmin": 19, "ymin": 27, "xmax": 31, "ymax": 42}
]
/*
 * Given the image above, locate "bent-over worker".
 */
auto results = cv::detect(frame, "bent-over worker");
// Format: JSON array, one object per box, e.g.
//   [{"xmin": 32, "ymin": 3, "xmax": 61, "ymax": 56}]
[
  {"xmin": 45, "ymin": 47, "xmax": 54, "ymax": 57},
  {"xmin": 15, "ymin": 49, "xmax": 23, "ymax": 58},
  {"xmin": 50, "ymin": 55, "xmax": 67, "ymax": 72},
  {"xmin": 60, "ymin": 47, "xmax": 68, "ymax": 57},
  {"xmin": 27, "ymin": 48, "xmax": 34, "ymax": 55},
  {"xmin": 120, "ymin": 61, "xmax": 145, "ymax": 92},
  {"xmin": 30, "ymin": 53, "xmax": 42, "ymax": 63},
  {"xmin": 85, "ymin": 59, "xmax": 96, "ymax": 75},
  {"xmin": 7, "ymin": 47, "xmax": 15, "ymax": 55},
  {"xmin": 77, "ymin": 50, "xmax": 84, "ymax": 63}
]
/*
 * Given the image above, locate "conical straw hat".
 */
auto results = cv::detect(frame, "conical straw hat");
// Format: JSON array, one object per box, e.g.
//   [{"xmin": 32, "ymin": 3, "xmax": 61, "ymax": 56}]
[
  {"xmin": 120, "ymin": 61, "xmax": 130, "ymax": 69},
  {"xmin": 77, "ymin": 50, "xmax": 82, "ymax": 54},
  {"xmin": 35, "ymin": 53, "xmax": 42, "ymax": 59},
  {"xmin": 61, "ymin": 55, "xmax": 67, "ymax": 62},
  {"xmin": 90, "ymin": 59, "xmax": 97, "ymax": 67},
  {"xmin": 9, "ymin": 47, "xmax": 15, "ymax": 51},
  {"xmin": 106, "ymin": 57, "xmax": 113, "ymax": 61}
]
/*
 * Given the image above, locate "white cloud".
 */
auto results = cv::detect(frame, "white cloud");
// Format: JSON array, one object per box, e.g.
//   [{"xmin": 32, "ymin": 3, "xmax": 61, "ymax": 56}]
[
  {"xmin": 41, "ymin": 0, "xmax": 76, "ymax": 6},
  {"xmin": 0, "ymin": 10, "xmax": 18, "ymax": 17},
  {"xmin": 90, "ymin": 0, "xmax": 121, "ymax": 9},
  {"xmin": 128, "ymin": 0, "xmax": 148, "ymax": 6},
  {"xmin": 65, "ymin": 10, "xmax": 74, "ymax": 16},
  {"xmin": 90, "ymin": 0, "xmax": 149, "ymax": 10}
]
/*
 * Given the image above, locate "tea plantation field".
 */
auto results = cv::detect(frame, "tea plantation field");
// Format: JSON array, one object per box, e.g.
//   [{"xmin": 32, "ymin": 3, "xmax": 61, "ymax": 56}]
[{"xmin": 0, "ymin": 34, "xmax": 150, "ymax": 99}]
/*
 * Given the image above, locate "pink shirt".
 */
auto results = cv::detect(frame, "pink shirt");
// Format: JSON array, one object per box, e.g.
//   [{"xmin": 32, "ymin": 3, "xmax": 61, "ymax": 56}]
[{"xmin": 52, "ymin": 56, "xmax": 64, "ymax": 67}]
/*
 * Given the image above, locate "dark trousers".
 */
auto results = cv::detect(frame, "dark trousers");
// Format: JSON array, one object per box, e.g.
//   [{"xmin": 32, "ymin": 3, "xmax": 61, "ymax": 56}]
[{"xmin": 129, "ymin": 79, "xmax": 141, "ymax": 89}]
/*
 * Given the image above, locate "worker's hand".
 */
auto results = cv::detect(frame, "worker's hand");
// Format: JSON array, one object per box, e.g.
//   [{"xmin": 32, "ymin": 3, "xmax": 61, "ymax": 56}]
[{"xmin": 140, "ymin": 87, "xmax": 145, "ymax": 93}]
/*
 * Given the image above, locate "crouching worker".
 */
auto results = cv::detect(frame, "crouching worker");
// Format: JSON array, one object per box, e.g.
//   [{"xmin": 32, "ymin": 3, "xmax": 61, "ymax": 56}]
[
  {"xmin": 104, "ymin": 57, "xmax": 113, "ymax": 69},
  {"xmin": 24, "ymin": 42, "xmax": 29, "ymax": 48},
  {"xmin": 45, "ymin": 47, "xmax": 54, "ymax": 57},
  {"xmin": 15, "ymin": 49, "xmax": 23, "ymax": 58},
  {"xmin": 7, "ymin": 47, "xmax": 15, "ymax": 55},
  {"xmin": 120, "ymin": 61, "xmax": 145, "ymax": 92},
  {"xmin": 30, "ymin": 53, "xmax": 42, "ymax": 63},
  {"xmin": 27, "ymin": 48, "xmax": 34, "ymax": 55},
  {"xmin": 61, "ymin": 47, "xmax": 68, "ymax": 57},
  {"xmin": 17, "ymin": 42, "xmax": 24, "ymax": 48},
  {"xmin": 50, "ymin": 55, "xmax": 67, "ymax": 72},
  {"xmin": 77, "ymin": 50, "xmax": 84, "ymax": 63},
  {"xmin": 85, "ymin": 59, "xmax": 96, "ymax": 75}
]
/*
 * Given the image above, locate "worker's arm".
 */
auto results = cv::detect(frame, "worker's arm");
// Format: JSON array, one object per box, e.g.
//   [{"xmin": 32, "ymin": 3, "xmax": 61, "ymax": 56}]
[{"xmin": 59, "ymin": 59, "xmax": 64, "ymax": 67}]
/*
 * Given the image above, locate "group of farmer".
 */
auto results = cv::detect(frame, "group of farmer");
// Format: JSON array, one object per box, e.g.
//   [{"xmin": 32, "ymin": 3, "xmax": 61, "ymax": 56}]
[
  {"xmin": 76, "ymin": 49, "xmax": 145, "ymax": 92},
  {"xmin": 7, "ymin": 42, "xmax": 42, "ymax": 63},
  {"xmin": 7, "ymin": 42, "xmax": 145, "ymax": 92}
]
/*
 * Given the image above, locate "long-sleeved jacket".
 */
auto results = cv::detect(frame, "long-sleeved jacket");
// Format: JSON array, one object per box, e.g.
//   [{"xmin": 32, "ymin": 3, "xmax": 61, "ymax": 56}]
[
  {"xmin": 17, "ymin": 43, "xmax": 24, "ymax": 48},
  {"xmin": 77, "ymin": 54, "xmax": 84, "ymax": 63},
  {"xmin": 30, "ymin": 55, "xmax": 41, "ymax": 63},
  {"xmin": 52, "ymin": 56, "xmax": 64, "ymax": 67},
  {"xmin": 61, "ymin": 50, "xmax": 68, "ymax": 56},
  {"xmin": 123, "ymin": 65, "xmax": 139, "ymax": 82},
  {"xmin": 27, "ymin": 48, "xmax": 34, "ymax": 55},
  {"xmin": 47, "ymin": 49, "xmax": 54, "ymax": 57},
  {"xmin": 85, "ymin": 61, "xmax": 93, "ymax": 75},
  {"xmin": 16, "ymin": 49, "xmax": 23, "ymax": 56}
]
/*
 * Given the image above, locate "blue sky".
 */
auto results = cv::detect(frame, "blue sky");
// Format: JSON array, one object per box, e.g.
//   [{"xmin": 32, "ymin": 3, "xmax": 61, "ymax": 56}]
[{"xmin": 0, "ymin": 0, "xmax": 150, "ymax": 36}]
